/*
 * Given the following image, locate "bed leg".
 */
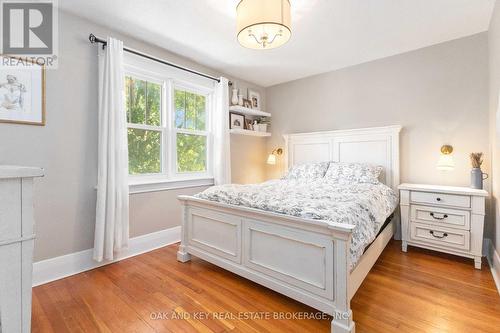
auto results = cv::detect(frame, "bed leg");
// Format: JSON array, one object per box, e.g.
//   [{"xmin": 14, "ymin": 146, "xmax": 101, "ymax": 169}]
[
  {"xmin": 177, "ymin": 245, "xmax": 191, "ymax": 262},
  {"xmin": 332, "ymin": 235, "xmax": 356, "ymax": 333},
  {"xmin": 177, "ymin": 204, "xmax": 191, "ymax": 263},
  {"xmin": 402, "ymin": 241, "xmax": 407, "ymax": 252},
  {"xmin": 331, "ymin": 311, "xmax": 355, "ymax": 333}
]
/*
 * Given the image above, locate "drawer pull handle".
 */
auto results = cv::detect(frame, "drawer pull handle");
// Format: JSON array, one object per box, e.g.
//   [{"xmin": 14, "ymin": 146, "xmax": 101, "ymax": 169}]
[
  {"xmin": 429, "ymin": 230, "xmax": 448, "ymax": 239},
  {"xmin": 436, "ymin": 197, "xmax": 442, "ymax": 202},
  {"xmin": 430, "ymin": 212, "xmax": 448, "ymax": 220}
]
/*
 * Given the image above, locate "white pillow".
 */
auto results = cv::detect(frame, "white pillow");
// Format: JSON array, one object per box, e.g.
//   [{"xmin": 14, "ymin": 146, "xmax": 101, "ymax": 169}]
[
  {"xmin": 283, "ymin": 162, "xmax": 329, "ymax": 180},
  {"xmin": 325, "ymin": 162, "xmax": 383, "ymax": 184}
]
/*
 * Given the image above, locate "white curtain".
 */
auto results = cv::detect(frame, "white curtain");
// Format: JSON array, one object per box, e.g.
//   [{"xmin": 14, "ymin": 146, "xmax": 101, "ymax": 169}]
[
  {"xmin": 213, "ymin": 77, "xmax": 231, "ymax": 185},
  {"xmin": 94, "ymin": 37, "xmax": 129, "ymax": 262}
]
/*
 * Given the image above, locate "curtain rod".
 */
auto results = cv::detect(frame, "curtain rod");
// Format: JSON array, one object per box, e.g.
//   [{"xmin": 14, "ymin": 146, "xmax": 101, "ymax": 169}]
[{"xmin": 88, "ymin": 33, "xmax": 231, "ymax": 85}]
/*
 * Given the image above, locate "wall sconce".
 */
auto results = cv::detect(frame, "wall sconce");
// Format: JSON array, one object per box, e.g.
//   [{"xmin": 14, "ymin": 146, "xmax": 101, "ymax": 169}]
[
  {"xmin": 267, "ymin": 148, "xmax": 283, "ymax": 165},
  {"xmin": 437, "ymin": 145, "xmax": 455, "ymax": 171}
]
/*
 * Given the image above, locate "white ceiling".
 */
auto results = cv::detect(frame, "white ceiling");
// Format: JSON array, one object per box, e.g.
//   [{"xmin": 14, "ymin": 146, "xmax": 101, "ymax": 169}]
[{"xmin": 60, "ymin": 0, "xmax": 495, "ymax": 87}]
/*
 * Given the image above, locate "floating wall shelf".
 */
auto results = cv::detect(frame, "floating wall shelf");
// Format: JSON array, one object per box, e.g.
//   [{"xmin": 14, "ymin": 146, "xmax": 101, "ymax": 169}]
[
  {"xmin": 229, "ymin": 105, "xmax": 271, "ymax": 117},
  {"xmin": 230, "ymin": 128, "xmax": 271, "ymax": 137}
]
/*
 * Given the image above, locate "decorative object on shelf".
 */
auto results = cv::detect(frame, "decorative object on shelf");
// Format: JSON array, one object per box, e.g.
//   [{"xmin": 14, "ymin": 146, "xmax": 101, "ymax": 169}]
[
  {"xmin": 256, "ymin": 117, "xmax": 270, "ymax": 132},
  {"xmin": 252, "ymin": 119, "xmax": 259, "ymax": 131},
  {"xmin": 267, "ymin": 147, "xmax": 283, "ymax": 165},
  {"xmin": 470, "ymin": 152, "xmax": 488, "ymax": 189},
  {"xmin": 238, "ymin": 94, "xmax": 244, "ymax": 106},
  {"xmin": 243, "ymin": 98, "xmax": 252, "ymax": 109},
  {"xmin": 244, "ymin": 118, "xmax": 253, "ymax": 130},
  {"xmin": 436, "ymin": 145, "xmax": 455, "ymax": 171},
  {"xmin": 230, "ymin": 113, "xmax": 245, "ymax": 129},
  {"xmin": 0, "ymin": 56, "xmax": 46, "ymax": 125},
  {"xmin": 231, "ymin": 88, "xmax": 239, "ymax": 105},
  {"xmin": 236, "ymin": 0, "xmax": 291, "ymax": 50},
  {"xmin": 248, "ymin": 89, "xmax": 261, "ymax": 110}
]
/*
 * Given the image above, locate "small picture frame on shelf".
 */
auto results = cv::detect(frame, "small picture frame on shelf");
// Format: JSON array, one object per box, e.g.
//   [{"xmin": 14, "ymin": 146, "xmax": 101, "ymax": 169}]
[
  {"xmin": 248, "ymin": 89, "xmax": 261, "ymax": 110},
  {"xmin": 230, "ymin": 112, "xmax": 245, "ymax": 129},
  {"xmin": 243, "ymin": 98, "xmax": 252, "ymax": 109},
  {"xmin": 245, "ymin": 118, "xmax": 253, "ymax": 130}
]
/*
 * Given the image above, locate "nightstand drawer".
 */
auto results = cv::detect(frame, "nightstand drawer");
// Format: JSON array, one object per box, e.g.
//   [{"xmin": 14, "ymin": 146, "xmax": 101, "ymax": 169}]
[
  {"xmin": 410, "ymin": 222, "xmax": 470, "ymax": 251},
  {"xmin": 410, "ymin": 191, "xmax": 470, "ymax": 208},
  {"xmin": 410, "ymin": 205, "xmax": 470, "ymax": 230}
]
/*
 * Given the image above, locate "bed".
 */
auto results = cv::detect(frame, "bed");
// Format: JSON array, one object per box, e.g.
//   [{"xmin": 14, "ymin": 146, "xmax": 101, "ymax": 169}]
[{"xmin": 177, "ymin": 125, "xmax": 402, "ymax": 333}]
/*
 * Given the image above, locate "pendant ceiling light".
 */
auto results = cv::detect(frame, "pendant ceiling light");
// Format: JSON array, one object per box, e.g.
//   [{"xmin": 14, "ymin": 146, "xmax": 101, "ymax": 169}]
[{"xmin": 237, "ymin": 0, "xmax": 291, "ymax": 50}]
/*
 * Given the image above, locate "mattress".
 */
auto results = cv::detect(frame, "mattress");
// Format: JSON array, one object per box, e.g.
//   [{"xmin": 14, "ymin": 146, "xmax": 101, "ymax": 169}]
[{"xmin": 196, "ymin": 179, "xmax": 398, "ymax": 269}]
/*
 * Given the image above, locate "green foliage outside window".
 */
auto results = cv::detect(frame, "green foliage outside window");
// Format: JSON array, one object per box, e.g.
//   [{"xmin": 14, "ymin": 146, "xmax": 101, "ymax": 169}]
[
  {"xmin": 126, "ymin": 76, "xmax": 162, "ymax": 174},
  {"xmin": 125, "ymin": 76, "xmax": 161, "ymax": 125},
  {"xmin": 175, "ymin": 89, "xmax": 206, "ymax": 130},
  {"xmin": 175, "ymin": 89, "xmax": 207, "ymax": 173},
  {"xmin": 176, "ymin": 133, "xmax": 207, "ymax": 172},
  {"xmin": 128, "ymin": 128, "xmax": 161, "ymax": 174}
]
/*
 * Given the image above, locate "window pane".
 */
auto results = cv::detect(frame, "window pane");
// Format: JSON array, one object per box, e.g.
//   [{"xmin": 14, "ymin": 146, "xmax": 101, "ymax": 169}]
[
  {"xmin": 176, "ymin": 134, "xmax": 207, "ymax": 172},
  {"xmin": 174, "ymin": 89, "xmax": 206, "ymax": 131},
  {"xmin": 128, "ymin": 128, "xmax": 161, "ymax": 174},
  {"xmin": 125, "ymin": 76, "xmax": 161, "ymax": 126},
  {"xmin": 195, "ymin": 94, "xmax": 206, "ymax": 130}
]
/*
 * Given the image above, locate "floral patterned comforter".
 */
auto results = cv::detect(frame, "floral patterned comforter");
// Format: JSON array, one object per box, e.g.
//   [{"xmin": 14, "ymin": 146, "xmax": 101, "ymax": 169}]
[{"xmin": 196, "ymin": 179, "xmax": 398, "ymax": 269}]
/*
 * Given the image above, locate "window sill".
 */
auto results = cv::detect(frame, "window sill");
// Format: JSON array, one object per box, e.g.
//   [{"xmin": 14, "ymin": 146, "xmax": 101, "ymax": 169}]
[{"xmin": 128, "ymin": 177, "xmax": 214, "ymax": 194}]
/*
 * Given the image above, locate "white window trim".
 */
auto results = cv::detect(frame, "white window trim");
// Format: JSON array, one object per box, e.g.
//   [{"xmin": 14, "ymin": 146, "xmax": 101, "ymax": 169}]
[
  {"xmin": 128, "ymin": 177, "xmax": 214, "ymax": 194},
  {"xmin": 124, "ymin": 57, "xmax": 215, "ymax": 193}
]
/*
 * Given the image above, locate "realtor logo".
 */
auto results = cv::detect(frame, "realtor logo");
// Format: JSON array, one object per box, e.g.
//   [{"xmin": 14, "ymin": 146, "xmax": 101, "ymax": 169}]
[{"xmin": 1, "ymin": 0, "xmax": 58, "ymax": 67}]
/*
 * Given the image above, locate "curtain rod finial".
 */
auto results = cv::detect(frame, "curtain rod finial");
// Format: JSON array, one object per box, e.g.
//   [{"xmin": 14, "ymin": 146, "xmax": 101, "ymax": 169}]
[{"xmin": 89, "ymin": 33, "xmax": 96, "ymax": 43}]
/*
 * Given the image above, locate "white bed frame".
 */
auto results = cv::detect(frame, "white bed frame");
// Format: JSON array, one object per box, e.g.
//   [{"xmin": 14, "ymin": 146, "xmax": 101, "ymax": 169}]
[{"xmin": 177, "ymin": 125, "xmax": 402, "ymax": 333}]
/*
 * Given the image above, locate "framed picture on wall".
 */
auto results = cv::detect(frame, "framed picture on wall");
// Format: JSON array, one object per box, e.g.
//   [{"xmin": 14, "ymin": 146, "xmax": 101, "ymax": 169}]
[
  {"xmin": 230, "ymin": 112, "xmax": 245, "ymax": 129},
  {"xmin": 248, "ymin": 89, "xmax": 261, "ymax": 110},
  {"xmin": 0, "ymin": 56, "xmax": 46, "ymax": 125},
  {"xmin": 243, "ymin": 98, "xmax": 252, "ymax": 109},
  {"xmin": 244, "ymin": 118, "xmax": 253, "ymax": 130}
]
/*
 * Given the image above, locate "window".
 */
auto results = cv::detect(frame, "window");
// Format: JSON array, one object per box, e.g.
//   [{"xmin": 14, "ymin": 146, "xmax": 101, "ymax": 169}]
[
  {"xmin": 174, "ymin": 88, "xmax": 208, "ymax": 173},
  {"xmin": 126, "ymin": 76, "xmax": 162, "ymax": 175},
  {"xmin": 124, "ymin": 68, "xmax": 214, "ymax": 191}
]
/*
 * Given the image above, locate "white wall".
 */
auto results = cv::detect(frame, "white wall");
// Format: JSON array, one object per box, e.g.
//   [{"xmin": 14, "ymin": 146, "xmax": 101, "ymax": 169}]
[
  {"xmin": 488, "ymin": 1, "xmax": 500, "ymax": 267},
  {"xmin": 231, "ymin": 134, "xmax": 268, "ymax": 184},
  {"xmin": 266, "ymin": 33, "xmax": 491, "ymax": 233},
  {"xmin": 0, "ymin": 11, "xmax": 266, "ymax": 262}
]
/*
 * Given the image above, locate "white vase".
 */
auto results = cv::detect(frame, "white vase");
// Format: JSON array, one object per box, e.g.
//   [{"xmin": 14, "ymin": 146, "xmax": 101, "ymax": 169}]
[
  {"xmin": 238, "ymin": 94, "xmax": 244, "ymax": 106},
  {"xmin": 231, "ymin": 88, "xmax": 239, "ymax": 105}
]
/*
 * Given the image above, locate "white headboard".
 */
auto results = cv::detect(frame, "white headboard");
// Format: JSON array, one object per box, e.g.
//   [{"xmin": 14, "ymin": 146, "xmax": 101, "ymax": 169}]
[{"xmin": 283, "ymin": 125, "xmax": 402, "ymax": 190}]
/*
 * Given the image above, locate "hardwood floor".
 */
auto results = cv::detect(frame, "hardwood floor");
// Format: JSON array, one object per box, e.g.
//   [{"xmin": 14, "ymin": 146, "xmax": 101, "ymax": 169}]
[{"xmin": 32, "ymin": 240, "xmax": 500, "ymax": 333}]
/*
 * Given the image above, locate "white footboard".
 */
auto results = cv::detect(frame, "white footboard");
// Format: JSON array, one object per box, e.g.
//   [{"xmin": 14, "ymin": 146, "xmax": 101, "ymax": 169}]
[{"xmin": 177, "ymin": 196, "xmax": 357, "ymax": 333}]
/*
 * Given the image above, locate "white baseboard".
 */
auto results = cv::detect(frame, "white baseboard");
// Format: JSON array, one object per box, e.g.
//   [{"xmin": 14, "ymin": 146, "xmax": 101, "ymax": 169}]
[
  {"xmin": 485, "ymin": 238, "xmax": 500, "ymax": 295},
  {"xmin": 32, "ymin": 226, "xmax": 181, "ymax": 287}
]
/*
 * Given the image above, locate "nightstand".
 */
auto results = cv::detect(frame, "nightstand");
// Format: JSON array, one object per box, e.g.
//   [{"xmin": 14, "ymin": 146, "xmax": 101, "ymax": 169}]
[{"xmin": 398, "ymin": 183, "xmax": 488, "ymax": 269}]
